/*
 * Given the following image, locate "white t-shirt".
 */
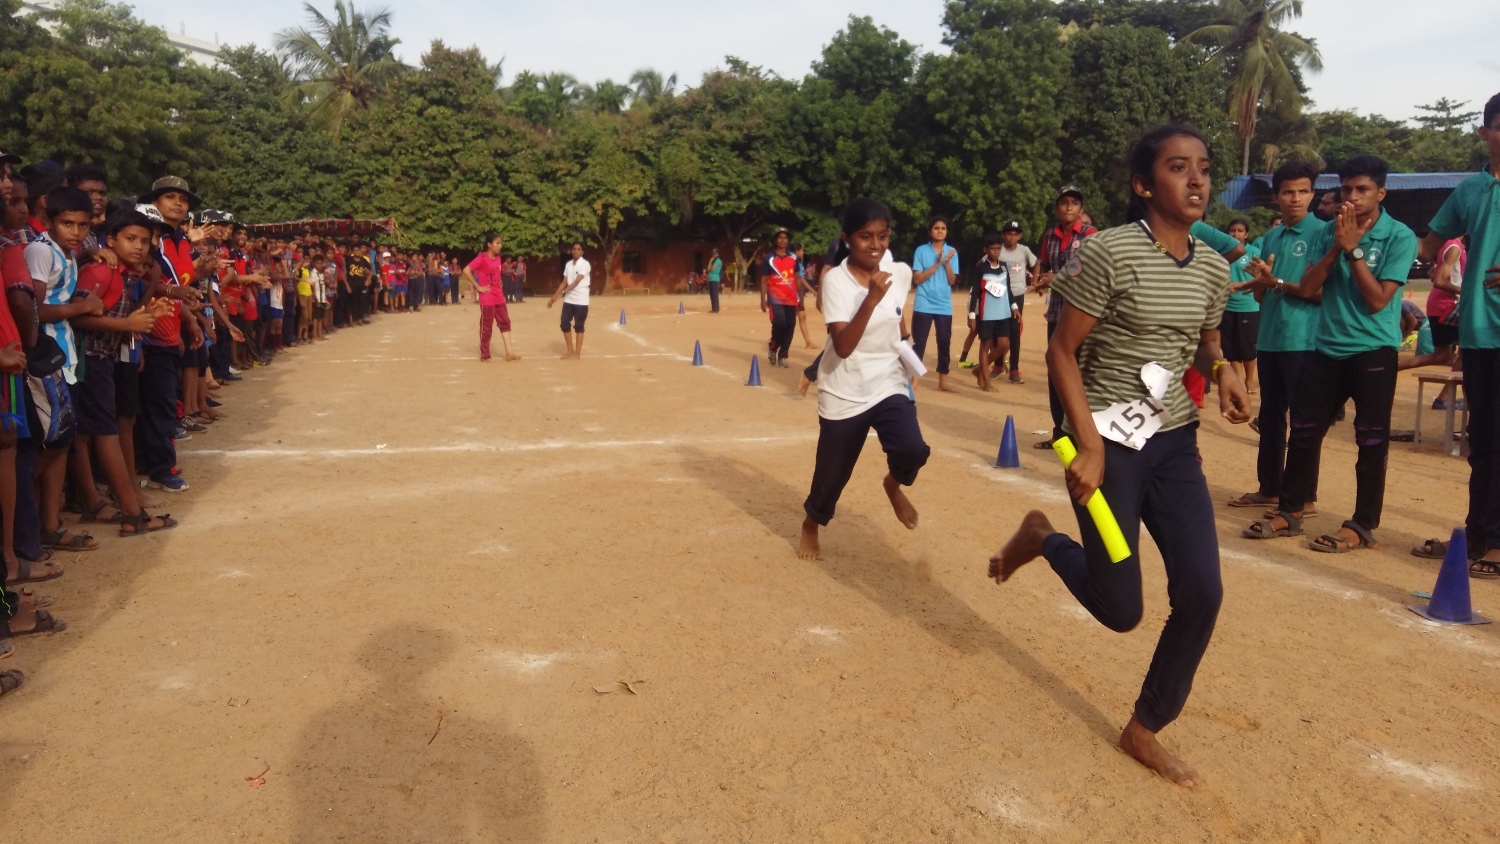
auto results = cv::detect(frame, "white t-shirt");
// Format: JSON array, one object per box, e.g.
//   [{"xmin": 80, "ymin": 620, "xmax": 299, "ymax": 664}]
[
  {"xmin": 563, "ymin": 258, "xmax": 591, "ymax": 305},
  {"xmin": 816, "ymin": 260, "xmax": 914, "ymax": 421},
  {"xmin": 269, "ymin": 281, "xmax": 284, "ymax": 310},
  {"xmin": 997, "ymin": 245, "xmax": 1038, "ymax": 296}
]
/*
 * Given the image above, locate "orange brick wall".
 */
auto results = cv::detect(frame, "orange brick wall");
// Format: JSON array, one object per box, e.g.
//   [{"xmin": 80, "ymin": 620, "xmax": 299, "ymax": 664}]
[{"xmin": 519, "ymin": 241, "xmax": 728, "ymax": 295}]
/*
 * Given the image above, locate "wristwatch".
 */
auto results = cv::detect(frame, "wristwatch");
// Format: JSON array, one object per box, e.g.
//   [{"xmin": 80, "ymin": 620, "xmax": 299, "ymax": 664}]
[{"xmin": 1344, "ymin": 246, "xmax": 1365, "ymax": 262}]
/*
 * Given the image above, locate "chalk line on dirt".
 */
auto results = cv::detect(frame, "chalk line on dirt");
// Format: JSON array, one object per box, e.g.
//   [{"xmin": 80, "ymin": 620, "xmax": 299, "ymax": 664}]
[{"xmin": 185, "ymin": 433, "xmax": 815, "ymax": 460}]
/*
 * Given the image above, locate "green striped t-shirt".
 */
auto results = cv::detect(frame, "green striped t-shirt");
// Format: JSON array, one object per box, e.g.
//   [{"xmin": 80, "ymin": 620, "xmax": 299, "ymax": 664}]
[{"xmin": 1051, "ymin": 224, "xmax": 1231, "ymax": 433}]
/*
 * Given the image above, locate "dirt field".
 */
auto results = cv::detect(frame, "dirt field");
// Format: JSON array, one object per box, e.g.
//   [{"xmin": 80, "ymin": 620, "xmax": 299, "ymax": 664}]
[{"xmin": 2, "ymin": 289, "xmax": 1497, "ymax": 843}]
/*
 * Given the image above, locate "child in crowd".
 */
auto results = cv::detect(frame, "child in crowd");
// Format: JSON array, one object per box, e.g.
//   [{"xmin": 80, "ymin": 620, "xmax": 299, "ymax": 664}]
[{"xmin": 967, "ymin": 231, "xmax": 1018, "ymax": 393}]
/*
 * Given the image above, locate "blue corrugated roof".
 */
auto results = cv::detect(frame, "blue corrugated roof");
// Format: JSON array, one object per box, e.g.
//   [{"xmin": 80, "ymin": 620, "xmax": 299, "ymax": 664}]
[{"xmin": 1218, "ymin": 172, "xmax": 1472, "ymax": 210}]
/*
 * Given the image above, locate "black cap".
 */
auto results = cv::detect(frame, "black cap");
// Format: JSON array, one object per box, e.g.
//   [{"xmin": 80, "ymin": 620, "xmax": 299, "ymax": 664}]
[
  {"xmin": 0, "ymin": 149, "xmax": 20, "ymax": 167},
  {"xmin": 1000, "ymin": 220, "xmax": 1023, "ymax": 234},
  {"xmin": 1055, "ymin": 185, "xmax": 1085, "ymax": 204},
  {"xmin": 201, "ymin": 209, "xmax": 235, "ymax": 225}
]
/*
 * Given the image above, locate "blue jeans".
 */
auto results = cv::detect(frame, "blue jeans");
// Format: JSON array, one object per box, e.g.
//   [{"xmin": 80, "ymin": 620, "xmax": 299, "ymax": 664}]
[{"xmin": 708, "ymin": 282, "xmax": 721, "ymax": 313}]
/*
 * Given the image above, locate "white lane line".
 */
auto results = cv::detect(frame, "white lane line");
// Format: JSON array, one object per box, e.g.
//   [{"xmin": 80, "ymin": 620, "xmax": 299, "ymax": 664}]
[
  {"xmin": 317, "ymin": 353, "xmax": 677, "ymax": 363},
  {"xmin": 184, "ymin": 433, "xmax": 815, "ymax": 459},
  {"xmin": 611, "ymin": 324, "xmax": 746, "ymax": 382}
]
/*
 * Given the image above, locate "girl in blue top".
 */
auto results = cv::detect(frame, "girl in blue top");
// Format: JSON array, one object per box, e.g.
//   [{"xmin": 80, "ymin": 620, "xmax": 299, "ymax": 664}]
[{"xmin": 910, "ymin": 215, "xmax": 960, "ymax": 392}]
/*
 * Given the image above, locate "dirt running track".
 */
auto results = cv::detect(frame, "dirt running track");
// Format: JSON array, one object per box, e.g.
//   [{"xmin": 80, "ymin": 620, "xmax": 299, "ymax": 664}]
[{"xmin": 1, "ymin": 289, "xmax": 1497, "ymax": 842}]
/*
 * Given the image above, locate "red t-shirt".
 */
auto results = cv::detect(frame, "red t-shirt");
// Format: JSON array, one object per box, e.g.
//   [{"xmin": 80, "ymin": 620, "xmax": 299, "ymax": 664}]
[
  {"xmin": 0, "ymin": 243, "xmax": 29, "ymax": 291},
  {"xmin": 765, "ymin": 253, "xmax": 801, "ymax": 306},
  {"xmin": 76, "ymin": 263, "xmax": 124, "ymax": 310},
  {"xmin": 152, "ymin": 234, "xmax": 193, "ymax": 345},
  {"xmin": 467, "ymin": 253, "xmax": 506, "ymax": 306}
]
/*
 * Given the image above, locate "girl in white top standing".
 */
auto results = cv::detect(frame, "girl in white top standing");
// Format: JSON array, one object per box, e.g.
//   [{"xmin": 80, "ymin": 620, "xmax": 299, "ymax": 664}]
[{"xmin": 799, "ymin": 199, "xmax": 931, "ymax": 560}]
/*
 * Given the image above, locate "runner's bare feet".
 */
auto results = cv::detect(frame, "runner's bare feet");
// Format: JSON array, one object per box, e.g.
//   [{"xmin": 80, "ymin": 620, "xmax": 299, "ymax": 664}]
[
  {"xmin": 798, "ymin": 517, "xmax": 822, "ymax": 560},
  {"xmin": 1118, "ymin": 713, "xmax": 1200, "ymax": 788},
  {"xmin": 989, "ymin": 510, "xmax": 1054, "ymax": 582},
  {"xmin": 883, "ymin": 474, "xmax": 918, "ymax": 529},
  {"xmin": 981, "ymin": 384, "xmax": 999, "ymax": 393},
  {"xmin": 938, "ymin": 373, "xmax": 959, "ymax": 393},
  {"xmin": 506, "ymin": 354, "xmax": 522, "ymax": 361},
  {"xmin": 798, "ymin": 373, "xmax": 813, "ymax": 397}
]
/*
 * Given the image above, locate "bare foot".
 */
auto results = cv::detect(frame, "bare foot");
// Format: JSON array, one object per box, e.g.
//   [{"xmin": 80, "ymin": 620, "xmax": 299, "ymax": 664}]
[
  {"xmin": 798, "ymin": 373, "xmax": 813, "ymax": 397},
  {"xmin": 883, "ymin": 474, "xmax": 918, "ymax": 529},
  {"xmin": 505, "ymin": 354, "xmax": 522, "ymax": 361},
  {"xmin": 559, "ymin": 353, "xmax": 572, "ymax": 360},
  {"xmin": 980, "ymin": 383, "xmax": 999, "ymax": 393},
  {"xmin": 988, "ymin": 510, "xmax": 1054, "ymax": 582},
  {"xmin": 938, "ymin": 374, "xmax": 959, "ymax": 393},
  {"xmin": 1118, "ymin": 714, "xmax": 1200, "ymax": 787},
  {"xmin": 798, "ymin": 517, "xmax": 822, "ymax": 560}
]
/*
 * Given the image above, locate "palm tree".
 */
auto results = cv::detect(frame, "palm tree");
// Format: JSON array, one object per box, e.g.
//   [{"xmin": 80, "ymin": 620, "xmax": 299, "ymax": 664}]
[
  {"xmin": 276, "ymin": 0, "xmax": 406, "ymax": 141},
  {"xmin": 1182, "ymin": 0, "xmax": 1322, "ymax": 174},
  {"xmin": 628, "ymin": 69, "xmax": 678, "ymax": 106},
  {"xmin": 581, "ymin": 80, "xmax": 632, "ymax": 114}
]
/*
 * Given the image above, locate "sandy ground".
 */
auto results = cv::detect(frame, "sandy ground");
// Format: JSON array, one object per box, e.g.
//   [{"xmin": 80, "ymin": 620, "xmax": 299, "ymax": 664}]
[{"xmin": 1, "ymin": 288, "xmax": 1497, "ymax": 843}]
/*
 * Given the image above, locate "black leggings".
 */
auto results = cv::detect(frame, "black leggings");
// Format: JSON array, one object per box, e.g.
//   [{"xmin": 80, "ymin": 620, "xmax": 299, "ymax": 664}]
[
  {"xmin": 1255, "ymin": 350, "xmax": 1318, "ymax": 500},
  {"xmin": 1280, "ymin": 348, "xmax": 1397, "ymax": 529},
  {"xmin": 1046, "ymin": 322, "xmax": 1065, "ymax": 439},
  {"xmin": 804, "ymin": 395, "xmax": 930, "ymax": 525},
  {"xmin": 1464, "ymin": 348, "xmax": 1500, "ymax": 552},
  {"xmin": 910, "ymin": 312, "xmax": 952, "ymax": 375},
  {"xmin": 770, "ymin": 303, "xmax": 797, "ymax": 361},
  {"xmin": 1042, "ymin": 423, "xmax": 1222, "ymax": 732}
]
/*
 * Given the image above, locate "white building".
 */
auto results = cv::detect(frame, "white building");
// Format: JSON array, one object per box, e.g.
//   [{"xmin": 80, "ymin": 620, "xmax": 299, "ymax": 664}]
[{"xmin": 18, "ymin": 0, "xmax": 222, "ymax": 65}]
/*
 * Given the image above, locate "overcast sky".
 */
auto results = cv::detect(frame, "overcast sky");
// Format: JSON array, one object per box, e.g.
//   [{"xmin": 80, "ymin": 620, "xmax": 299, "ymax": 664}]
[{"xmin": 137, "ymin": 0, "xmax": 1500, "ymax": 125}]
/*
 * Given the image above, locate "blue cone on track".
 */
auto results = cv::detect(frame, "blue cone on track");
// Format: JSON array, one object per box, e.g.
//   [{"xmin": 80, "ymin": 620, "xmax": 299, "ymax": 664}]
[
  {"xmin": 993, "ymin": 415, "xmax": 1022, "ymax": 469},
  {"xmin": 692, "ymin": 341, "xmax": 704, "ymax": 366},
  {"xmin": 619, "ymin": 309, "xmax": 627, "ymax": 325},
  {"xmin": 1411, "ymin": 527, "xmax": 1491, "ymax": 625},
  {"xmin": 746, "ymin": 355, "xmax": 762, "ymax": 386},
  {"xmin": 679, "ymin": 301, "xmax": 685, "ymax": 315}
]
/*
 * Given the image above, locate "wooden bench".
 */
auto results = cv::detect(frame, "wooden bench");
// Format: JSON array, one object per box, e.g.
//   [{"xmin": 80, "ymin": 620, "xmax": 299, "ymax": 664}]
[{"xmin": 1413, "ymin": 371, "xmax": 1466, "ymax": 456}]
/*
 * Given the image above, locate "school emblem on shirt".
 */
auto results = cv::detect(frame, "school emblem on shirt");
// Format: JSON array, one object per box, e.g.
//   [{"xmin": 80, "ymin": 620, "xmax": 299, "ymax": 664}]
[
  {"xmin": 1291, "ymin": 240, "xmax": 1308, "ymax": 257},
  {"xmin": 1064, "ymin": 255, "xmax": 1082, "ymax": 277},
  {"xmin": 1365, "ymin": 247, "xmax": 1382, "ymax": 270}
]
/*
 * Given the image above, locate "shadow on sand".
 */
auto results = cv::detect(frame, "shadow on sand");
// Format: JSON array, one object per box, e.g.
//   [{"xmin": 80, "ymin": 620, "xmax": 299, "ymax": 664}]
[
  {"xmin": 287, "ymin": 624, "xmax": 546, "ymax": 841},
  {"xmin": 680, "ymin": 448, "xmax": 1118, "ymax": 742}
]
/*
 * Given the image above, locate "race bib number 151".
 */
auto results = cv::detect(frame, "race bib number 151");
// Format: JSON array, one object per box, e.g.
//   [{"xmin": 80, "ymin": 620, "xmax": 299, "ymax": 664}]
[{"xmin": 1092, "ymin": 397, "xmax": 1172, "ymax": 451}]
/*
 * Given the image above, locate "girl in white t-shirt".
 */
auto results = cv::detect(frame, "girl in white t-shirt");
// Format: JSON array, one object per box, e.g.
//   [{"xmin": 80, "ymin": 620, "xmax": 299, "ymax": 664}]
[{"xmin": 799, "ymin": 199, "xmax": 932, "ymax": 561}]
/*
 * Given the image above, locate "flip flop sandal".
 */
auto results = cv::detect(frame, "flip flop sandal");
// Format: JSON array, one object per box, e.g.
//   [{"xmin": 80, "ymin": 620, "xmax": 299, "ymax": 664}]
[
  {"xmin": 1262, "ymin": 505, "xmax": 1318, "ymax": 519},
  {"xmin": 81, "ymin": 499, "xmax": 125, "ymax": 525},
  {"xmin": 1032, "ymin": 440, "xmax": 1055, "ymax": 450},
  {"xmin": 8, "ymin": 610, "xmax": 66, "ymax": 637},
  {"xmin": 1228, "ymin": 492, "xmax": 1278, "ymax": 508},
  {"xmin": 119, "ymin": 510, "xmax": 178, "ymax": 538},
  {"xmin": 18, "ymin": 589, "xmax": 54, "ymax": 611},
  {"xmin": 5, "ymin": 558, "xmax": 63, "ymax": 586},
  {"xmin": 0, "ymin": 669, "xmax": 21, "ymax": 696},
  {"xmin": 43, "ymin": 528, "xmax": 98, "ymax": 553},
  {"xmin": 1309, "ymin": 520, "xmax": 1377, "ymax": 554},
  {"xmin": 1411, "ymin": 538, "xmax": 1448, "ymax": 559},
  {"xmin": 1471, "ymin": 560, "xmax": 1500, "ymax": 580},
  {"xmin": 1243, "ymin": 511, "xmax": 1303, "ymax": 539},
  {"xmin": 0, "ymin": 638, "xmax": 12, "ymax": 660}
]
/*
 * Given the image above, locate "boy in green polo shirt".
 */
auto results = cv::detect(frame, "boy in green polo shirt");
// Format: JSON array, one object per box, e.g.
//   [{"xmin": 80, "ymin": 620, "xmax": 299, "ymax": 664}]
[
  {"xmin": 1414, "ymin": 92, "xmax": 1500, "ymax": 577},
  {"xmin": 1244, "ymin": 155, "xmax": 1418, "ymax": 553},
  {"xmin": 1226, "ymin": 160, "xmax": 1327, "ymax": 512}
]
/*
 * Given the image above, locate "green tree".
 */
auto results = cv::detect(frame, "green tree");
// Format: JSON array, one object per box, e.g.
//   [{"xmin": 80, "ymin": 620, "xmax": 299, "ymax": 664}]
[
  {"xmin": 629, "ymin": 69, "xmax": 677, "ymax": 107},
  {"xmin": 1182, "ymin": 0, "xmax": 1322, "ymax": 174},
  {"xmin": 1059, "ymin": 23, "xmax": 1235, "ymax": 227},
  {"xmin": 919, "ymin": 0, "xmax": 1071, "ymax": 242},
  {"xmin": 556, "ymin": 111, "xmax": 656, "ymax": 290},
  {"xmin": 275, "ymin": 0, "xmax": 406, "ymax": 141},
  {"xmin": 581, "ymin": 80, "xmax": 632, "ymax": 114},
  {"xmin": 1413, "ymin": 98, "xmax": 1480, "ymax": 133},
  {"xmin": 0, "ymin": 0, "xmax": 224, "ymax": 194}
]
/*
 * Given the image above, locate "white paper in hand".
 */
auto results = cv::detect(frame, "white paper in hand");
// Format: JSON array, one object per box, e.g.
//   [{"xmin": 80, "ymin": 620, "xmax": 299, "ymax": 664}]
[{"xmin": 897, "ymin": 339, "xmax": 928, "ymax": 378}]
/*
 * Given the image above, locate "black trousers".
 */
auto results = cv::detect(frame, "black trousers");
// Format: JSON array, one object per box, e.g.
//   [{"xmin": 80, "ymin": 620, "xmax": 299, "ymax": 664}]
[
  {"xmin": 137, "ymin": 345, "xmax": 180, "ymax": 481},
  {"xmin": 803, "ymin": 394, "xmax": 930, "ymax": 525},
  {"xmin": 211, "ymin": 321, "xmax": 232, "ymax": 379},
  {"xmin": 910, "ymin": 312, "xmax": 952, "ymax": 375},
  {"xmin": 1280, "ymin": 348, "xmax": 1397, "ymax": 529},
  {"xmin": 769, "ymin": 303, "xmax": 797, "ymax": 361},
  {"xmin": 1464, "ymin": 348, "xmax": 1500, "ymax": 553},
  {"xmin": 1255, "ymin": 350, "xmax": 1319, "ymax": 500},
  {"xmin": 1043, "ymin": 424, "xmax": 1222, "ymax": 732},
  {"xmin": 708, "ymin": 282, "xmax": 721, "ymax": 313},
  {"xmin": 1046, "ymin": 321, "xmax": 1065, "ymax": 439},
  {"xmin": 1008, "ymin": 297, "xmax": 1024, "ymax": 373},
  {"xmin": 12, "ymin": 438, "xmax": 42, "ymax": 560}
]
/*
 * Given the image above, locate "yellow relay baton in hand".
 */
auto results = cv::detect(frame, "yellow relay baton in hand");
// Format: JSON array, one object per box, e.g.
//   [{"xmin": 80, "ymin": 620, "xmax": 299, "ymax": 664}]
[{"xmin": 1051, "ymin": 437, "xmax": 1132, "ymax": 563}]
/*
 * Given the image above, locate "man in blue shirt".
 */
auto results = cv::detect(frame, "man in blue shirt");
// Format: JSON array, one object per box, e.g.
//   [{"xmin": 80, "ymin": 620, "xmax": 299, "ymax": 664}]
[{"xmin": 910, "ymin": 215, "xmax": 960, "ymax": 392}]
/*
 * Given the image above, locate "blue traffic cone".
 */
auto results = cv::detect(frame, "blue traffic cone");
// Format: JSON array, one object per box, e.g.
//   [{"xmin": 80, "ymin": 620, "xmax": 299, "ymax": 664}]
[
  {"xmin": 746, "ymin": 355, "xmax": 762, "ymax": 386},
  {"xmin": 678, "ymin": 301, "xmax": 685, "ymax": 315},
  {"xmin": 1411, "ymin": 527, "xmax": 1491, "ymax": 625},
  {"xmin": 992, "ymin": 415, "xmax": 1022, "ymax": 468},
  {"xmin": 692, "ymin": 341, "xmax": 704, "ymax": 366},
  {"xmin": 619, "ymin": 309, "xmax": 627, "ymax": 325}
]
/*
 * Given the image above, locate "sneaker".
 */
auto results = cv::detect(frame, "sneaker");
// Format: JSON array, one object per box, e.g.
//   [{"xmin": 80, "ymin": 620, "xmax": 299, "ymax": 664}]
[
  {"xmin": 173, "ymin": 427, "xmax": 191, "ymax": 441},
  {"xmin": 1432, "ymin": 397, "xmax": 1447, "ymax": 410},
  {"xmin": 206, "ymin": 398, "xmax": 222, "ymax": 408},
  {"xmin": 778, "ymin": 358, "xmax": 790, "ymax": 368},
  {"xmin": 147, "ymin": 475, "xmax": 189, "ymax": 493},
  {"xmin": 228, "ymin": 366, "xmax": 243, "ymax": 376},
  {"xmin": 1009, "ymin": 371, "xmax": 1024, "ymax": 384},
  {"xmin": 182, "ymin": 419, "xmax": 208, "ymax": 433},
  {"xmin": 223, "ymin": 373, "xmax": 243, "ymax": 382}
]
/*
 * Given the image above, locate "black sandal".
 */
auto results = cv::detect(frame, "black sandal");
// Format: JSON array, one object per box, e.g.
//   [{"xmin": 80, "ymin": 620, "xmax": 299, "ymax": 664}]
[
  {"xmin": 1471, "ymin": 560, "xmax": 1500, "ymax": 580},
  {"xmin": 0, "ymin": 669, "xmax": 21, "ymax": 696},
  {"xmin": 1243, "ymin": 511, "xmax": 1303, "ymax": 539},
  {"xmin": 8, "ymin": 610, "xmax": 66, "ymax": 637},
  {"xmin": 119, "ymin": 510, "xmax": 178, "ymax": 537},
  {"xmin": 5, "ymin": 558, "xmax": 63, "ymax": 586},
  {"xmin": 81, "ymin": 499, "xmax": 124, "ymax": 525},
  {"xmin": 1310, "ymin": 520, "xmax": 1377, "ymax": 554},
  {"xmin": 43, "ymin": 527, "xmax": 98, "ymax": 553}
]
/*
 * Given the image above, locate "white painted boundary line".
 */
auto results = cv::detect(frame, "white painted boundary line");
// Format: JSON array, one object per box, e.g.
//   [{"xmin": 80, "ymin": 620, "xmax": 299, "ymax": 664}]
[
  {"xmin": 611, "ymin": 324, "xmax": 746, "ymax": 382},
  {"xmin": 318, "ymin": 353, "xmax": 677, "ymax": 363},
  {"xmin": 185, "ymin": 433, "xmax": 815, "ymax": 460}
]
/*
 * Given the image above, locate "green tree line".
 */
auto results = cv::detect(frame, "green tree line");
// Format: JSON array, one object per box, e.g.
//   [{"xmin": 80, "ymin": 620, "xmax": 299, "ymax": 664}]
[{"xmin": 1, "ymin": 0, "xmax": 1486, "ymax": 286}]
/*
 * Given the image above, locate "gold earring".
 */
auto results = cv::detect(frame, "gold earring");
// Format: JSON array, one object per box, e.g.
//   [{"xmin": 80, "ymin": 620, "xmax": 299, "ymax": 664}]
[{"xmin": 1143, "ymin": 190, "xmax": 1153, "ymax": 198}]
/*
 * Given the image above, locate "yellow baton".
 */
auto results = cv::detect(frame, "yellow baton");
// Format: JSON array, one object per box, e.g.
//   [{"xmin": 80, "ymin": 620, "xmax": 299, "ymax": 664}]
[{"xmin": 1051, "ymin": 437, "xmax": 1132, "ymax": 563}]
